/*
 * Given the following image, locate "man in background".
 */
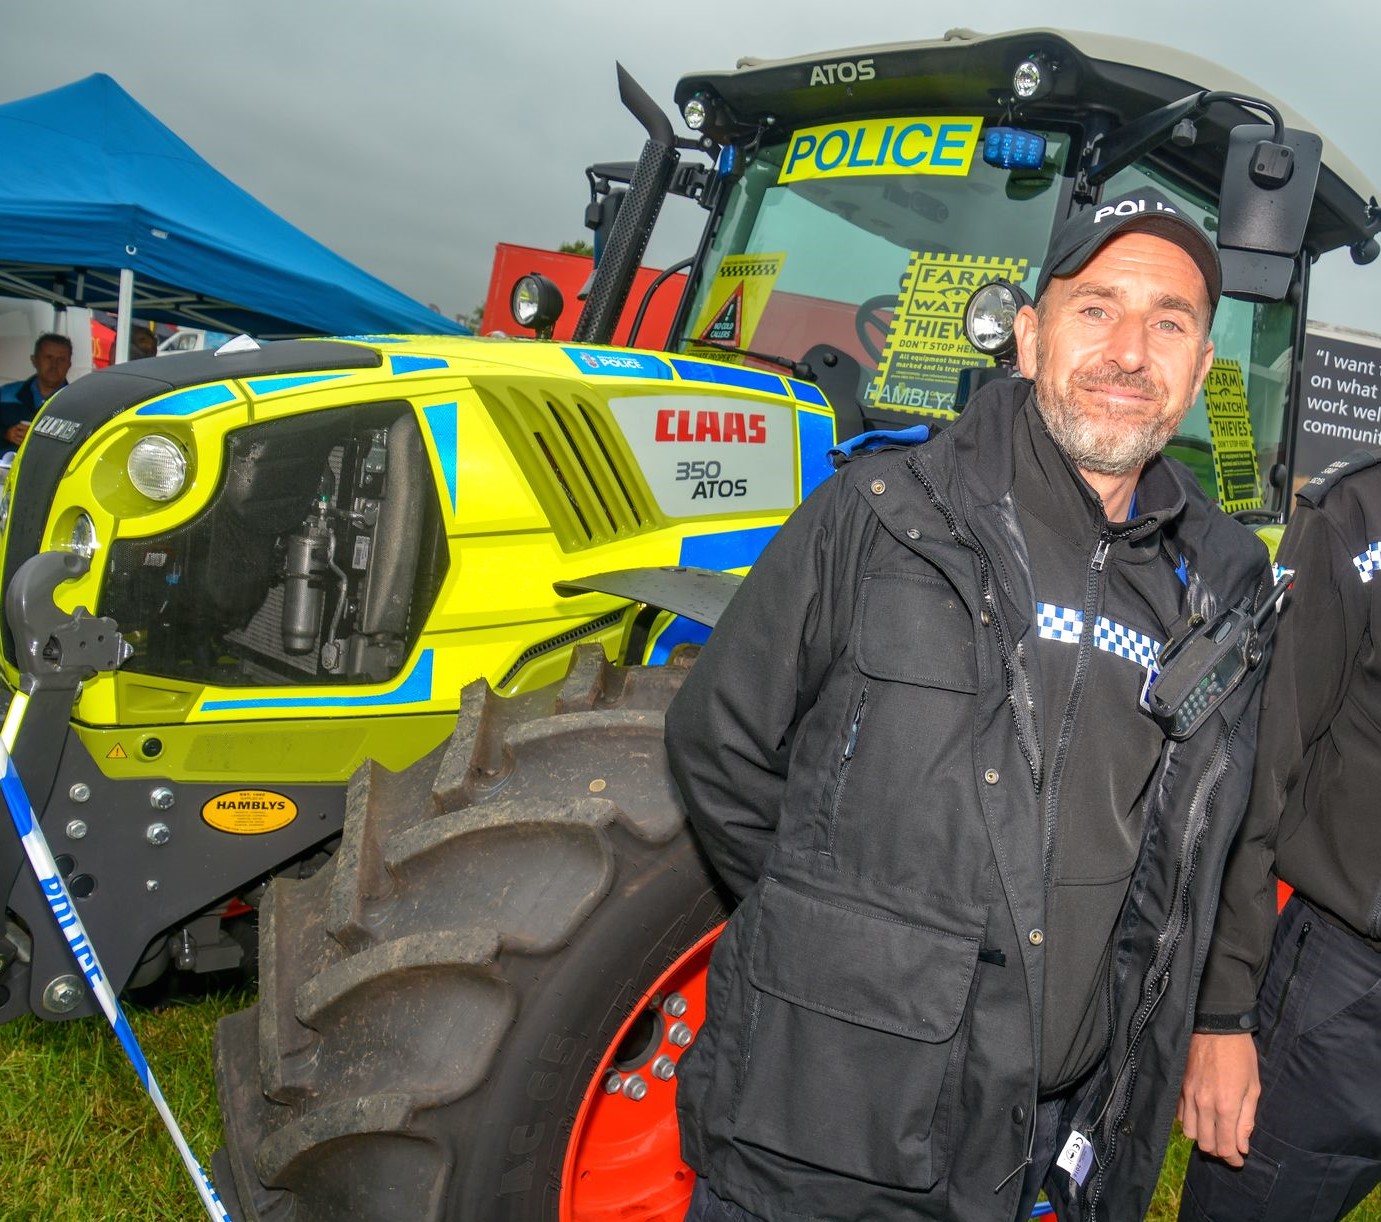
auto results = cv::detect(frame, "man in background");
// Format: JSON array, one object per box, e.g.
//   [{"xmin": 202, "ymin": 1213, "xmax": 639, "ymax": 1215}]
[
  {"xmin": 128, "ymin": 327, "xmax": 159, "ymax": 360},
  {"xmin": 0, "ymin": 332, "xmax": 72, "ymax": 455}
]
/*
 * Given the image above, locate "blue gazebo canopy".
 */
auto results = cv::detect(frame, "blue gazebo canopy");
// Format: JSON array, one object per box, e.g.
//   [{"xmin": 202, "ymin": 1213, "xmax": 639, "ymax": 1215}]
[{"xmin": 0, "ymin": 74, "xmax": 463, "ymax": 338}]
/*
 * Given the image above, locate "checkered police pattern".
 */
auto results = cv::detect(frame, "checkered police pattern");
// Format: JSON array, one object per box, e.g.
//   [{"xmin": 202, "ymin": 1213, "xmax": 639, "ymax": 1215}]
[
  {"xmin": 1035, "ymin": 602, "xmax": 1163, "ymax": 670},
  {"xmin": 1352, "ymin": 542, "xmax": 1381, "ymax": 584}
]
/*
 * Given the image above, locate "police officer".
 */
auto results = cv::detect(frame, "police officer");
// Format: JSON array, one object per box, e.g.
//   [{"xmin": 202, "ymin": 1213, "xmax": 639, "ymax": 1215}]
[
  {"xmin": 667, "ymin": 189, "xmax": 1275, "ymax": 1222},
  {"xmin": 1179, "ymin": 450, "xmax": 1381, "ymax": 1221}
]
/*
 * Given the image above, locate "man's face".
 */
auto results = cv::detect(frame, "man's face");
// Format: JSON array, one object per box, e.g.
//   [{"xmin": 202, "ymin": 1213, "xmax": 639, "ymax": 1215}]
[
  {"xmin": 32, "ymin": 340, "xmax": 73, "ymax": 392},
  {"xmin": 130, "ymin": 330, "xmax": 158, "ymax": 359},
  {"xmin": 1014, "ymin": 231, "xmax": 1215, "ymax": 476}
]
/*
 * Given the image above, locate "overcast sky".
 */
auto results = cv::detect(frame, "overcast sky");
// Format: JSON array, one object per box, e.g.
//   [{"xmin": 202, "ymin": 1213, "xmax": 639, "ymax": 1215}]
[{"xmin": 3, "ymin": 0, "xmax": 1378, "ymax": 333}]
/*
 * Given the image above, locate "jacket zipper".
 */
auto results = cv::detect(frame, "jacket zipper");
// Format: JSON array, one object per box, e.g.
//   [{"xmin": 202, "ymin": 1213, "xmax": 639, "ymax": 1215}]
[
  {"xmin": 1087, "ymin": 719, "xmax": 1236, "ymax": 1219},
  {"xmin": 1261, "ymin": 918, "xmax": 1311, "ymax": 1057},
  {"xmin": 826, "ymin": 686, "xmax": 869, "ymax": 854},
  {"xmin": 1041, "ymin": 527, "xmax": 1112, "ymax": 890},
  {"xmin": 905, "ymin": 455, "xmax": 1042, "ymax": 790}
]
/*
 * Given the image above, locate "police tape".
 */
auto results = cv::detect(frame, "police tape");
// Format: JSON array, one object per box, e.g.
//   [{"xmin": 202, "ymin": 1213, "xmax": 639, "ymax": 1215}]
[{"xmin": 0, "ymin": 690, "xmax": 231, "ymax": 1222}]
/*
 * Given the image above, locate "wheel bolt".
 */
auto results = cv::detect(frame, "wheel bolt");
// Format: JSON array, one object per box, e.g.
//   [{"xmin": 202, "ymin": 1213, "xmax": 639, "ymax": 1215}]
[
  {"xmin": 651, "ymin": 1055, "xmax": 676, "ymax": 1081},
  {"xmin": 602, "ymin": 1070, "xmax": 622, "ymax": 1095},
  {"xmin": 662, "ymin": 992, "xmax": 689, "ymax": 1018},
  {"xmin": 668, "ymin": 1021, "xmax": 694, "ymax": 1048},
  {"xmin": 622, "ymin": 1074, "xmax": 648, "ymax": 1101}
]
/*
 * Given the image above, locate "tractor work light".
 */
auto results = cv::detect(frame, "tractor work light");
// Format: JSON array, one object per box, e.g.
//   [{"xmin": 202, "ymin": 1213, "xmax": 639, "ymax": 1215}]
[
  {"xmin": 983, "ymin": 127, "xmax": 1047, "ymax": 171},
  {"xmin": 963, "ymin": 280, "xmax": 1033, "ymax": 359},
  {"xmin": 127, "ymin": 435, "xmax": 188, "ymax": 502},
  {"xmin": 683, "ymin": 94, "xmax": 709, "ymax": 131},
  {"xmin": 510, "ymin": 274, "xmax": 564, "ymax": 339},
  {"xmin": 1012, "ymin": 53, "xmax": 1056, "ymax": 101}
]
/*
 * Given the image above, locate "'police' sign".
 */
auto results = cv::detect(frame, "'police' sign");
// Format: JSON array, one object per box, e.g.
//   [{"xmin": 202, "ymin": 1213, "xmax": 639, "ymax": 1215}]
[{"xmin": 778, "ymin": 117, "xmax": 982, "ymax": 184}]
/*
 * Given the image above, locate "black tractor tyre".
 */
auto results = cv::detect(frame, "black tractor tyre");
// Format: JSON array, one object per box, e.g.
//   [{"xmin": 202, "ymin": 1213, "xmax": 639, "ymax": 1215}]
[{"xmin": 213, "ymin": 645, "xmax": 727, "ymax": 1221}]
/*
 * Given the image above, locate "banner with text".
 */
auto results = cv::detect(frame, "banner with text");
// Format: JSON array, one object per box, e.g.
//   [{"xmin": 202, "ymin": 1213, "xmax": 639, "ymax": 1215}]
[
  {"xmin": 865, "ymin": 251, "xmax": 1030, "ymax": 420},
  {"xmin": 1204, "ymin": 359, "xmax": 1262, "ymax": 513},
  {"xmin": 1297, "ymin": 328, "xmax": 1381, "ymax": 482},
  {"xmin": 685, "ymin": 253, "xmax": 787, "ymax": 363}
]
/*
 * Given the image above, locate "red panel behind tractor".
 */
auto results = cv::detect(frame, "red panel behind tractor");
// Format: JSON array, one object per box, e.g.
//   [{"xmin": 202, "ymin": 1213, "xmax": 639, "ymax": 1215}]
[{"xmin": 480, "ymin": 242, "xmax": 688, "ymax": 347}]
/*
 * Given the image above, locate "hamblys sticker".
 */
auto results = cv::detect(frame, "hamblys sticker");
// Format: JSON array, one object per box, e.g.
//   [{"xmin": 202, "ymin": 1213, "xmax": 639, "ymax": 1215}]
[{"xmin": 201, "ymin": 790, "xmax": 298, "ymax": 835}]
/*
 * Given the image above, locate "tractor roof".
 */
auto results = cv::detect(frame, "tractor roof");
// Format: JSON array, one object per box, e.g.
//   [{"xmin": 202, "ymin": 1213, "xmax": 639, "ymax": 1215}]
[{"xmin": 675, "ymin": 27, "xmax": 1377, "ymax": 258}]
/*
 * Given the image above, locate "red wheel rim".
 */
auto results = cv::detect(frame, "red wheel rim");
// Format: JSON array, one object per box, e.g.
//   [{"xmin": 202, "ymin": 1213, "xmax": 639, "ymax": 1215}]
[{"xmin": 559, "ymin": 925, "xmax": 720, "ymax": 1221}]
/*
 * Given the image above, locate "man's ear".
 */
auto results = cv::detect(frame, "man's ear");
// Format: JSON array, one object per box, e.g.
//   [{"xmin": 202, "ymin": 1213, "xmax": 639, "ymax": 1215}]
[
  {"xmin": 1014, "ymin": 304, "xmax": 1041, "ymax": 379},
  {"xmin": 1192, "ymin": 339, "xmax": 1216, "ymax": 400}
]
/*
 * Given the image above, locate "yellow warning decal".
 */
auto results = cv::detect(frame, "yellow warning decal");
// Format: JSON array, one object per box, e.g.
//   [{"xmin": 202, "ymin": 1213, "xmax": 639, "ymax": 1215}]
[
  {"xmin": 685, "ymin": 252, "xmax": 786, "ymax": 364},
  {"xmin": 106, "ymin": 744, "xmax": 127, "ymax": 760},
  {"xmin": 1204, "ymin": 359, "xmax": 1262, "ymax": 513},
  {"xmin": 779, "ymin": 117, "xmax": 982, "ymax": 184},
  {"xmin": 867, "ymin": 250, "xmax": 1031, "ymax": 420},
  {"xmin": 201, "ymin": 789, "xmax": 298, "ymax": 835}
]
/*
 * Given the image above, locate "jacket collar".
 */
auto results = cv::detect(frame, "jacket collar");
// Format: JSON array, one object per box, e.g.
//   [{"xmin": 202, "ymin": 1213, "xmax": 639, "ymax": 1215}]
[{"xmin": 906, "ymin": 376, "xmax": 1266, "ymax": 609}]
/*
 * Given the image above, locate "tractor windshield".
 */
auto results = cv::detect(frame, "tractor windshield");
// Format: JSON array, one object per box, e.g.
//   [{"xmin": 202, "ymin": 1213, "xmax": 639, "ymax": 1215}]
[{"xmin": 675, "ymin": 117, "xmax": 1298, "ymax": 516}]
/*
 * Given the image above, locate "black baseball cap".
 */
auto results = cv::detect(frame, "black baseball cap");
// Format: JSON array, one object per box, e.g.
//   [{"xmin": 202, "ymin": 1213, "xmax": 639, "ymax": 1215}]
[{"xmin": 1036, "ymin": 188, "xmax": 1222, "ymax": 310}]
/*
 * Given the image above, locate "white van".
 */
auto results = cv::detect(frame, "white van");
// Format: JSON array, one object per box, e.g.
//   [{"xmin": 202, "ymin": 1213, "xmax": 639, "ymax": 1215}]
[{"xmin": 157, "ymin": 328, "xmax": 234, "ymax": 355}]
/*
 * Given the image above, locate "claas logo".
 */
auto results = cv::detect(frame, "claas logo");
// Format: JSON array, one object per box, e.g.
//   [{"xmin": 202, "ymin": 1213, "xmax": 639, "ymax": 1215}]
[{"xmin": 654, "ymin": 409, "xmax": 767, "ymax": 444}]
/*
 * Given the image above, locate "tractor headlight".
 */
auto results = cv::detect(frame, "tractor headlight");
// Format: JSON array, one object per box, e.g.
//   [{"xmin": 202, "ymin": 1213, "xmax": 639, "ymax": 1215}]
[
  {"xmin": 69, "ymin": 512, "xmax": 98, "ymax": 560},
  {"xmin": 963, "ymin": 280, "xmax": 1033, "ymax": 359},
  {"xmin": 127, "ymin": 435, "xmax": 188, "ymax": 501}
]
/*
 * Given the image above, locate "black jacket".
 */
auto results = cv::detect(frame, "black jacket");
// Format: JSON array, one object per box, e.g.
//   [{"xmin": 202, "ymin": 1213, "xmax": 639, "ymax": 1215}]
[
  {"xmin": 666, "ymin": 379, "xmax": 1273, "ymax": 1221},
  {"xmin": 1198, "ymin": 451, "xmax": 1381, "ymax": 1030}
]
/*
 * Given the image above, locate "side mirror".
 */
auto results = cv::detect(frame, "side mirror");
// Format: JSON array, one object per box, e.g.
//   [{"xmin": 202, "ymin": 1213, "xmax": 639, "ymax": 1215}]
[{"xmin": 1217, "ymin": 125, "xmax": 1322, "ymax": 302}]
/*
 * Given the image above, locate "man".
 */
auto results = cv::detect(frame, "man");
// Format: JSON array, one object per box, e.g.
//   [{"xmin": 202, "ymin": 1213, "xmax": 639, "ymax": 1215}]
[
  {"xmin": 665, "ymin": 188, "xmax": 1276, "ymax": 1222},
  {"xmin": 1178, "ymin": 452, "xmax": 1381, "ymax": 1220},
  {"xmin": 0, "ymin": 332, "xmax": 72, "ymax": 455},
  {"xmin": 128, "ymin": 326, "xmax": 159, "ymax": 360}
]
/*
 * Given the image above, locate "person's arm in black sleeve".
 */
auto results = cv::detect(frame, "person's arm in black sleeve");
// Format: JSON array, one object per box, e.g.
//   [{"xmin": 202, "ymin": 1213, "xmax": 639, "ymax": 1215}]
[
  {"xmin": 1198, "ymin": 503, "xmax": 1361, "ymax": 1022},
  {"xmin": 665, "ymin": 475, "xmax": 863, "ymax": 899},
  {"xmin": 1180, "ymin": 502, "xmax": 1363, "ymax": 1163}
]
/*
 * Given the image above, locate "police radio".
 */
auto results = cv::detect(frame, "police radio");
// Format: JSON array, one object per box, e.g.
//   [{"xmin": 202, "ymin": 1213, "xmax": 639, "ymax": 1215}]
[{"xmin": 1146, "ymin": 570, "xmax": 1293, "ymax": 740}]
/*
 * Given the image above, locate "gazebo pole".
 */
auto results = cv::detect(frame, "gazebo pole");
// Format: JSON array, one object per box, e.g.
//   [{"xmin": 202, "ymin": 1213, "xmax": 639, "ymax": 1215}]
[{"xmin": 115, "ymin": 267, "xmax": 134, "ymax": 364}]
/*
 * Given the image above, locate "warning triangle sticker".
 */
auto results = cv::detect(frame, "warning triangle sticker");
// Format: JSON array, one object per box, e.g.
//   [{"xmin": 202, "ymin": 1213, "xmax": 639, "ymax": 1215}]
[
  {"xmin": 699, "ymin": 282, "xmax": 743, "ymax": 346},
  {"xmin": 107, "ymin": 744, "xmax": 127, "ymax": 760}
]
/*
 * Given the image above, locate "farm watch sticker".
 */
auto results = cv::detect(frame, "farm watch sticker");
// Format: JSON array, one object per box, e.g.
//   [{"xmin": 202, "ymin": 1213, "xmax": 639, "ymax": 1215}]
[
  {"xmin": 202, "ymin": 790, "xmax": 299, "ymax": 835},
  {"xmin": 777, "ymin": 117, "xmax": 983, "ymax": 183},
  {"xmin": 1203, "ymin": 359, "xmax": 1262, "ymax": 513},
  {"xmin": 686, "ymin": 253, "xmax": 786, "ymax": 363},
  {"xmin": 607, "ymin": 395, "xmax": 796, "ymax": 516},
  {"xmin": 867, "ymin": 251, "xmax": 1031, "ymax": 420}
]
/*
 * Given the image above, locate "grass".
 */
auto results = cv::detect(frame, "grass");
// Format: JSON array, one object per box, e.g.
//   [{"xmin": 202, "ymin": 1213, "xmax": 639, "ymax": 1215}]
[
  {"xmin": 4, "ymin": 993, "xmax": 1380, "ymax": 1220},
  {"xmin": 0, "ymin": 988, "xmax": 247, "ymax": 1221}
]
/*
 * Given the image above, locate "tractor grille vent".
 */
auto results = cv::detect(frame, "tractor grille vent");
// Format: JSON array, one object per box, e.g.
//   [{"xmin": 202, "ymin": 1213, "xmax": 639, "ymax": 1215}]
[
  {"xmin": 498, "ymin": 609, "xmax": 626, "ymax": 689},
  {"xmin": 477, "ymin": 384, "xmax": 653, "ymax": 549}
]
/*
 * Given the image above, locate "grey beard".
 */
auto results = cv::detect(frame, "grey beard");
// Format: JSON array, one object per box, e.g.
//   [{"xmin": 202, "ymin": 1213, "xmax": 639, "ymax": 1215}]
[{"xmin": 1034, "ymin": 376, "xmax": 1180, "ymax": 476}]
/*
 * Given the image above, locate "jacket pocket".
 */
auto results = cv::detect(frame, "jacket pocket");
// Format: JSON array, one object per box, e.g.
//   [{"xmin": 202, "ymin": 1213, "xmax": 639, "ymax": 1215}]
[
  {"xmin": 735, "ymin": 878, "xmax": 980, "ymax": 1189},
  {"xmin": 855, "ymin": 571, "xmax": 978, "ymax": 693}
]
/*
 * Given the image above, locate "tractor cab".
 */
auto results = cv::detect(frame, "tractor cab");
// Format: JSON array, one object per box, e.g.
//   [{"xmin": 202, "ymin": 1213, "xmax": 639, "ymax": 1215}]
[{"xmin": 579, "ymin": 29, "xmax": 1379, "ymax": 520}]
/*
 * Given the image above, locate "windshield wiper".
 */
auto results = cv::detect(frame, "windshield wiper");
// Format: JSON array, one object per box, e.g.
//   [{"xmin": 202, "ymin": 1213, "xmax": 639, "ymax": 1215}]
[{"xmin": 691, "ymin": 339, "xmax": 816, "ymax": 381}]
